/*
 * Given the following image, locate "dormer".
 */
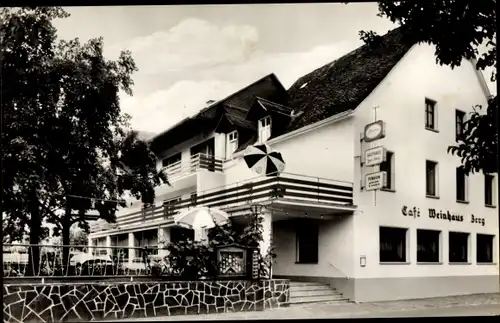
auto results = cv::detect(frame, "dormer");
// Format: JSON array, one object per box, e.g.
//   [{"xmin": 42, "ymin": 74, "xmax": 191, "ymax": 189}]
[
  {"xmin": 245, "ymin": 97, "xmax": 293, "ymax": 143},
  {"xmin": 258, "ymin": 116, "xmax": 272, "ymax": 143},
  {"xmin": 226, "ymin": 130, "xmax": 239, "ymax": 159}
]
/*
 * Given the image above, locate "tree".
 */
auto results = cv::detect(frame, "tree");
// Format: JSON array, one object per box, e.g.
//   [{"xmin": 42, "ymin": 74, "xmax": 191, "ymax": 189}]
[
  {"xmin": 448, "ymin": 96, "xmax": 498, "ymax": 175},
  {"xmin": 356, "ymin": 0, "xmax": 497, "ymax": 174},
  {"xmin": 52, "ymin": 228, "xmax": 88, "ymax": 246},
  {"xmin": 1, "ymin": 7, "xmax": 167, "ymax": 273}
]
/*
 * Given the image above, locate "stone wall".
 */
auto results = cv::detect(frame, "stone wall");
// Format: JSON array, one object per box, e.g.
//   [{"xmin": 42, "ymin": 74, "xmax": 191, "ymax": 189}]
[{"xmin": 3, "ymin": 279, "xmax": 289, "ymax": 322}]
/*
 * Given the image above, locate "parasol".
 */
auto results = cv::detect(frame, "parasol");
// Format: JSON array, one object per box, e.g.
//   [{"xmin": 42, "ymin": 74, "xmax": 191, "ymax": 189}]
[
  {"xmin": 243, "ymin": 143, "xmax": 285, "ymax": 176},
  {"xmin": 173, "ymin": 206, "xmax": 230, "ymax": 241}
]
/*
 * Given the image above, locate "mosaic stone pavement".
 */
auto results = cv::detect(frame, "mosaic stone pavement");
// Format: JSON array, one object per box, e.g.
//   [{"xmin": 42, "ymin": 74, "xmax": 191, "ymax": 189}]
[{"xmin": 2, "ymin": 280, "xmax": 290, "ymax": 323}]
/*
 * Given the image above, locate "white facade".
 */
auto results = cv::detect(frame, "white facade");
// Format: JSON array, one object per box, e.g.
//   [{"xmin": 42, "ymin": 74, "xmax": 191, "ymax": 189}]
[
  {"xmin": 347, "ymin": 44, "xmax": 498, "ymax": 301},
  {"xmin": 89, "ymin": 43, "xmax": 498, "ymax": 302}
]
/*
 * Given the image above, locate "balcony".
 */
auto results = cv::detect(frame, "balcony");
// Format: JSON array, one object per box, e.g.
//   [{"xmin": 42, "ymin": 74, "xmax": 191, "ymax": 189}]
[
  {"xmin": 91, "ymin": 173, "xmax": 356, "ymax": 234},
  {"xmin": 161, "ymin": 153, "xmax": 223, "ymax": 182}
]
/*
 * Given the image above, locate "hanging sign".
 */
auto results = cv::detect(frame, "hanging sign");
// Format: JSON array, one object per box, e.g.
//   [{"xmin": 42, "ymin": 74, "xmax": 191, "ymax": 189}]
[
  {"xmin": 365, "ymin": 171, "xmax": 387, "ymax": 191},
  {"xmin": 365, "ymin": 146, "xmax": 386, "ymax": 166},
  {"xmin": 364, "ymin": 120, "xmax": 386, "ymax": 143}
]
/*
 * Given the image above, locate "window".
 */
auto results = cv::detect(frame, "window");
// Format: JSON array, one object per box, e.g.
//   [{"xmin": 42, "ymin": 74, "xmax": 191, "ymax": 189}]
[
  {"xmin": 456, "ymin": 167, "xmax": 468, "ymax": 202},
  {"xmin": 449, "ymin": 232, "xmax": 469, "ymax": 263},
  {"xmin": 258, "ymin": 116, "xmax": 272, "ymax": 143},
  {"xmin": 485, "ymin": 174, "xmax": 495, "ymax": 206},
  {"xmin": 379, "ymin": 227, "xmax": 407, "ymax": 262},
  {"xmin": 425, "ymin": 98, "xmax": 437, "ymax": 130},
  {"xmin": 226, "ymin": 131, "xmax": 238, "ymax": 158},
  {"xmin": 379, "ymin": 151, "xmax": 395, "ymax": 190},
  {"xmin": 417, "ymin": 229, "xmax": 441, "ymax": 263},
  {"xmin": 296, "ymin": 221, "xmax": 319, "ymax": 263},
  {"xmin": 426, "ymin": 160, "xmax": 438, "ymax": 197},
  {"xmin": 476, "ymin": 234, "xmax": 494, "ymax": 263},
  {"xmin": 162, "ymin": 153, "xmax": 181, "ymax": 168},
  {"xmin": 455, "ymin": 110, "xmax": 465, "ymax": 141}
]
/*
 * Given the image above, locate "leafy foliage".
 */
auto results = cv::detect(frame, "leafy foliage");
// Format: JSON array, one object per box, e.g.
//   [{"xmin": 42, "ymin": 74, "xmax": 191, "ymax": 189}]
[
  {"xmin": 164, "ymin": 239, "xmax": 217, "ymax": 279},
  {"xmin": 1, "ymin": 7, "xmax": 168, "ymax": 270},
  {"xmin": 163, "ymin": 213, "xmax": 276, "ymax": 280},
  {"xmin": 354, "ymin": 1, "xmax": 497, "ymax": 174},
  {"xmin": 448, "ymin": 97, "xmax": 498, "ymax": 175},
  {"xmin": 52, "ymin": 228, "xmax": 89, "ymax": 246},
  {"xmin": 359, "ymin": 0, "xmax": 496, "ymax": 80}
]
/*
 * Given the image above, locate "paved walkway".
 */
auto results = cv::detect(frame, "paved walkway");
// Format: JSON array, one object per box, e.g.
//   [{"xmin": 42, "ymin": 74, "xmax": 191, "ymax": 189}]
[{"xmin": 114, "ymin": 293, "xmax": 500, "ymax": 321}]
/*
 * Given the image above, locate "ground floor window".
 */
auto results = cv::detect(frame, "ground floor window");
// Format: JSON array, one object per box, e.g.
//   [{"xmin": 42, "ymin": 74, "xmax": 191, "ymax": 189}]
[
  {"xmin": 379, "ymin": 226, "xmax": 407, "ymax": 262},
  {"xmin": 417, "ymin": 229, "xmax": 441, "ymax": 263},
  {"xmin": 134, "ymin": 229, "xmax": 159, "ymax": 255},
  {"xmin": 476, "ymin": 234, "xmax": 494, "ymax": 263},
  {"xmin": 449, "ymin": 232, "xmax": 469, "ymax": 263},
  {"xmin": 111, "ymin": 234, "xmax": 130, "ymax": 260},
  {"xmin": 296, "ymin": 220, "xmax": 319, "ymax": 264}
]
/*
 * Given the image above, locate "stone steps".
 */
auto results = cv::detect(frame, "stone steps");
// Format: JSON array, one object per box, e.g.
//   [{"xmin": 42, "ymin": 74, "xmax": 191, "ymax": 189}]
[
  {"xmin": 288, "ymin": 281, "xmax": 350, "ymax": 305},
  {"xmin": 290, "ymin": 285, "xmax": 332, "ymax": 292},
  {"xmin": 292, "ymin": 289, "xmax": 343, "ymax": 297}
]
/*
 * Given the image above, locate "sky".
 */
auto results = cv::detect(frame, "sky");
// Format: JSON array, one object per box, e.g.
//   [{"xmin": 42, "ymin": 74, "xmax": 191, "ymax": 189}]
[{"xmin": 53, "ymin": 4, "xmax": 496, "ymax": 135}]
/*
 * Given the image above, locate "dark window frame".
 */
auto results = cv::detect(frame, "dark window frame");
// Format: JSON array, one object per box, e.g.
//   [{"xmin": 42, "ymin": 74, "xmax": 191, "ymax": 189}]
[
  {"xmin": 417, "ymin": 229, "xmax": 441, "ymax": 263},
  {"xmin": 426, "ymin": 160, "xmax": 438, "ymax": 197},
  {"xmin": 296, "ymin": 220, "xmax": 319, "ymax": 264},
  {"xmin": 380, "ymin": 151, "xmax": 395, "ymax": 190},
  {"xmin": 476, "ymin": 234, "xmax": 494, "ymax": 263},
  {"xmin": 485, "ymin": 174, "xmax": 494, "ymax": 206},
  {"xmin": 449, "ymin": 231, "xmax": 469, "ymax": 263},
  {"xmin": 425, "ymin": 99, "xmax": 437, "ymax": 130},
  {"xmin": 379, "ymin": 226, "xmax": 408, "ymax": 263},
  {"xmin": 456, "ymin": 167, "xmax": 467, "ymax": 202},
  {"xmin": 162, "ymin": 152, "xmax": 182, "ymax": 168},
  {"xmin": 455, "ymin": 109, "xmax": 466, "ymax": 141}
]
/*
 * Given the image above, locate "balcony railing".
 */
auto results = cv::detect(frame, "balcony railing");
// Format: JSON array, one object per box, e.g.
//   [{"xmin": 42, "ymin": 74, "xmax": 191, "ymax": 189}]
[
  {"xmin": 109, "ymin": 173, "xmax": 354, "ymax": 230},
  {"xmin": 161, "ymin": 153, "xmax": 223, "ymax": 182}
]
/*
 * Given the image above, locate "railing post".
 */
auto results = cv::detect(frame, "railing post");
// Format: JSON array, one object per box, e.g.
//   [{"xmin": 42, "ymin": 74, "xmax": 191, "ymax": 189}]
[
  {"xmin": 128, "ymin": 233, "xmax": 136, "ymax": 265},
  {"xmin": 88, "ymin": 237, "xmax": 94, "ymax": 255},
  {"xmin": 317, "ymin": 177, "xmax": 320, "ymax": 203},
  {"xmin": 105, "ymin": 236, "xmax": 112, "ymax": 257}
]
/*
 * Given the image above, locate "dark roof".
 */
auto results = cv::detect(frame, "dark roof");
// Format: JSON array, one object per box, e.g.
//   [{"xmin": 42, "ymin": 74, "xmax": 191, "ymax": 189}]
[
  {"xmin": 234, "ymin": 134, "xmax": 258, "ymax": 153},
  {"xmin": 255, "ymin": 97, "xmax": 293, "ymax": 117},
  {"xmin": 152, "ymin": 27, "xmax": 415, "ymax": 155},
  {"xmin": 223, "ymin": 104, "xmax": 256, "ymax": 130},
  {"xmin": 286, "ymin": 26, "xmax": 414, "ymax": 132},
  {"xmin": 151, "ymin": 74, "xmax": 288, "ymax": 153}
]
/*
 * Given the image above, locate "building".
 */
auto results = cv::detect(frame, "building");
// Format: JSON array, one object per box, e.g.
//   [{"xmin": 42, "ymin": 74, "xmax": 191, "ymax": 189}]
[{"xmin": 89, "ymin": 27, "xmax": 499, "ymax": 302}]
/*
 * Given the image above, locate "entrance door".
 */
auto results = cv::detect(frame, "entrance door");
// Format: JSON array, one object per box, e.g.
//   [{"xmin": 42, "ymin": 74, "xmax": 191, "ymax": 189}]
[{"xmin": 295, "ymin": 220, "xmax": 319, "ymax": 264}]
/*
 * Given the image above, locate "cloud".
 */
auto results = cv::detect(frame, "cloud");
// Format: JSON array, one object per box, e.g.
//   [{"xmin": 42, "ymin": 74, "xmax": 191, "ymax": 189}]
[
  {"xmin": 106, "ymin": 18, "xmax": 259, "ymax": 75},
  {"xmin": 120, "ymin": 80, "xmax": 241, "ymax": 132},
  {"xmin": 112, "ymin": 18, "xmax": 359, "ymax": 133}
]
